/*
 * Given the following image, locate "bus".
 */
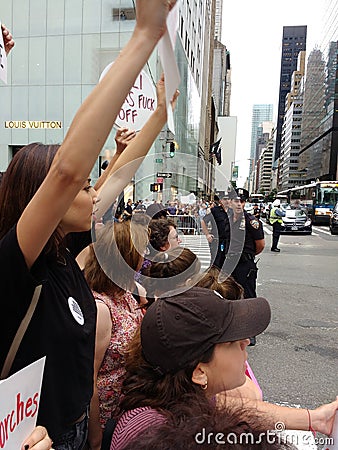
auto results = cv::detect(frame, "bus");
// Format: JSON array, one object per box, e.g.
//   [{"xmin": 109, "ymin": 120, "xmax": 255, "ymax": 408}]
[
  {"xmin": 249, "ymin": 193, "xmax": 264, "ymax": 203},
  {"xmin": 277, "ymin": 181, "xmax": 338, "ymax": 224}
]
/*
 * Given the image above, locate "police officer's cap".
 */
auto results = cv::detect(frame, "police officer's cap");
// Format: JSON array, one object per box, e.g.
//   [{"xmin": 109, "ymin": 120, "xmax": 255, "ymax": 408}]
[{"xmin": 230, "ymin": 188, "xmax": 249, "ymax": 201}]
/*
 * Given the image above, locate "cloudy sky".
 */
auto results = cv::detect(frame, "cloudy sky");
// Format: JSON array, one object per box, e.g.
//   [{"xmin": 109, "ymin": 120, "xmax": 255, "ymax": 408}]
[{"xmin": 221, "ymin": 0, "xmax": 325, "ymax": 186}]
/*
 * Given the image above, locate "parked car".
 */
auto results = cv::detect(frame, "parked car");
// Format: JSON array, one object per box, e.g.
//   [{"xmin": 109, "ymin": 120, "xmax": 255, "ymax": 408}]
[
  {"xmin": 244, "ymin": 202, "xmax": 255, "ymax": 215},
  {"xmin": 329, "ymin": 202, "xmax": 338, "ymax": 235},
  {"xmin": 280, "ymin": 208, "xmax": 312, "ymax": 234}
]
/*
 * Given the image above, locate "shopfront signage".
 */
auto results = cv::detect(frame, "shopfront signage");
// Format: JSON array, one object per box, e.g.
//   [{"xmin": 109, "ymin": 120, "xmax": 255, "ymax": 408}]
[{"xmin": 5, "ymin": 121, "xmax": 62, "ymax": 129}]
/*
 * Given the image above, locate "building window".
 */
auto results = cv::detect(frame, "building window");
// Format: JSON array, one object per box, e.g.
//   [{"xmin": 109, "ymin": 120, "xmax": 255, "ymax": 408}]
[{"xmin": 112, "ymin": 8, "xmax": 136, "ymax": 21}]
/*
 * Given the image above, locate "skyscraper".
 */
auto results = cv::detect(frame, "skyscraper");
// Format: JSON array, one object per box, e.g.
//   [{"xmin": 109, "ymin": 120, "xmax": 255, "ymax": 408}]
[
  {"xmin": 274, "ymin": 25, "xmax": 307, "ymax": 162},
  {"xmin": 250, "ymin": 104, "xmax": 273, "ymax": 163}
]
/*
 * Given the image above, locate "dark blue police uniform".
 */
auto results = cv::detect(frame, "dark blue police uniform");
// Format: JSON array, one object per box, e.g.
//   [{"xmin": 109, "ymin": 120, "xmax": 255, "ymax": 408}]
[
  {"xmin": 202, "ymin": 203, "xmax": 231, "ymax": 268},
  {"xmin": 223, "ymin": 188, "xmax": 264, "ymax": 298}
]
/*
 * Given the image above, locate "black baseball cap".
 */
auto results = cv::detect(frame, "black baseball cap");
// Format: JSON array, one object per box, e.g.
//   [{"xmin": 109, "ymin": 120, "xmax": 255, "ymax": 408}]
[
  {"xmin": 146, "ymin": 203, "xmax": 168, "ymax": 219},
  {"xmin": 141, "ymin": 287, "xmax": 271, "ymax": 375}
]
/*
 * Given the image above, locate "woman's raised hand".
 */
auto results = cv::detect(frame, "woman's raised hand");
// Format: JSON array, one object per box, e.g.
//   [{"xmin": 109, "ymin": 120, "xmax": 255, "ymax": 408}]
[
  {"xmin": 135, "ymin": 0, "xmax": 177, "ymax": 42},
  {"xmin": 155, "ymin": 73, "xmax": 180, "ymax": 113},
  {"xmin": 1, "ymin": 24, "xmax": 15, "ymax": 56}
]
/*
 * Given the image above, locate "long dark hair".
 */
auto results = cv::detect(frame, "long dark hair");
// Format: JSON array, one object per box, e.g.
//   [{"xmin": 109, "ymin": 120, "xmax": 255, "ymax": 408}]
[
  {"xmin": 141, "ymin": 247, "xmax": 201, "ymax": 302},
  {"xmin": 0, "ymin": 143, "xmax": 62, "ymax": 254}
]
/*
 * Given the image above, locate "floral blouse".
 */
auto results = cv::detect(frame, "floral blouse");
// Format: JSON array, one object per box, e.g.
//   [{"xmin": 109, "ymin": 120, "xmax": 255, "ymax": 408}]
[{"xmin": 94, "ymin": 291, "xmax": 143, "ymax": 427}]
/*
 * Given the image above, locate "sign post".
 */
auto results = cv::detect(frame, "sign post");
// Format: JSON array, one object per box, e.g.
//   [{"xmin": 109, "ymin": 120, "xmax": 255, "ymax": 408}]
[{"xmin": 156, "ymin": 172, "xmax": 172, "ymax": 179}]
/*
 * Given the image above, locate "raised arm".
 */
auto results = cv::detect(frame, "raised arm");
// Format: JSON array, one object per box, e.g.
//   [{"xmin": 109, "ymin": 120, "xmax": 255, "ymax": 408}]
[
  {"xmin": 17, "ymin": 0, "xmax": 176, "ymax": 268},
  {"xmin": 94, "ymin": 74, "xmax": 179, "ymax": 220},
  {"xmin": 94, "ymin": 128, "xmax": 136, "ymax": 192}
]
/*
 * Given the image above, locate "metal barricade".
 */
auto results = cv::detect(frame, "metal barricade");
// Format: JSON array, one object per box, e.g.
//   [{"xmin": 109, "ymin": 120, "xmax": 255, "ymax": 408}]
[{"xmin": 168, "ymin": 214, "xmax": 199, "ymax": 235}]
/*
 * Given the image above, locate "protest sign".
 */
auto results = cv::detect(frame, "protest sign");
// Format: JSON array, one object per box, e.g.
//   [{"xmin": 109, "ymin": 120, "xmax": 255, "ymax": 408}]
[
  {"xmin": 0, "ymin": 358, "xmax": 45, "ymax": 449},
  {"xmin": 0, "ymin": 20, "xmax": 8, "ymax": 84},
  {"xmin": 157, "ymin": 3, "xmax": 180, "ymax": 134},
  {"xmin": 99, "ymin": 65, "xmax": 157, "ymax": 132}
]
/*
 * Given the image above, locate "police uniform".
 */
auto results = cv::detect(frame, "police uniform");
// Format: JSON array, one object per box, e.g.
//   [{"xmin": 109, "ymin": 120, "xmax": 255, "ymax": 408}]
[
  {"xmin": 202, "ymin": 200, "xmax": 231, "ymax": 268},
  {"xmin": 224, "ymin": 189, "xmax": 264, "ymax": 299}
]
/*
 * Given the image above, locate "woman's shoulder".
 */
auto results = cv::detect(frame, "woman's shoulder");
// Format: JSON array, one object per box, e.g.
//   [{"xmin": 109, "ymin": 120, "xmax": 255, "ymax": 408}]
[{"xmin": 111, "ymin": 407, "xmax": 166, "ymax": 449}]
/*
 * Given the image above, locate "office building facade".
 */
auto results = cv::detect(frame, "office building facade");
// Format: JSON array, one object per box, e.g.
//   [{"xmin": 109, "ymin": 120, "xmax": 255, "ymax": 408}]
[
  {"xmin": 1, "ymin": 0, "xmax": 218, "ymax": 202},
  {"xmin": 274, "ymin": 25, "xmax": 307, "ymax": 162},
  {"xmin": 250, "ymin": 104, "xmax": 273, "ymax": 164}
]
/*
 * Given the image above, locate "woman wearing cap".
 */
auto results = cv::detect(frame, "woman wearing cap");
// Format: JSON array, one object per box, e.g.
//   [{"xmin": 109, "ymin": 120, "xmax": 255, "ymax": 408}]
[{"xmin": 110, "ymin": 287, "xmax": 338, "ymax": 449}]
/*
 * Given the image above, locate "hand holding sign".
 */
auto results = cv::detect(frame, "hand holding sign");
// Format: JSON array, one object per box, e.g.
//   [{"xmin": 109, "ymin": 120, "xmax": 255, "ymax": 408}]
[
  {"xmin": 0, "ymin": 23, "xmax": 14, "ymax": 84},
  {"xmin": 157, "ymin": 2, "xmax": 180, "ymax": 134},
  {"xmin": 21, "ymin": 426, "xmax": 53, "ymax": 450},
  {"xmin": 1, "ymin": 23, "xmax": 15, "ymax": 56}
]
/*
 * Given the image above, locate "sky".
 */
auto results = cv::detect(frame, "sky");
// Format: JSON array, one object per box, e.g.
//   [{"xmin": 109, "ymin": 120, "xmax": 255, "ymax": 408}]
[{"xmin": 220, "ymin": 0, "xmax": 324, "ymax": 187}]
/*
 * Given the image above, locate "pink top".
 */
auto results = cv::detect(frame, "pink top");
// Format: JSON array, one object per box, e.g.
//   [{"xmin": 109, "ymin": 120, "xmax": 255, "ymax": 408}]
[
  {"xmin": 245, "ymin": 361, "xmax": 263, "ymax": 399},
  {"xmin": 110, "ymin": 406, "xmax": 165, "ymax": 450},
  {"xmin": 94, "ymin": 291, "xmax": 143, "ymax": 427}
]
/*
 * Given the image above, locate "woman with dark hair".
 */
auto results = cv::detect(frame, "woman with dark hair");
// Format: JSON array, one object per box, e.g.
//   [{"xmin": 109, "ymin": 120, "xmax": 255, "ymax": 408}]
[
  {"xmin": 111, "ymin": 288, "xmax": 338, "ymax": 449},
  {"xmin": 141, "ymin": 246, "xmax": 201, "ymax": 302},
  {"xmin": 0, "ymin": 1, "xmax": 177, "ymax": 448},
  {"xmin": 84, "ymin": 219, "xmax": 148, "ymax": 450},
  {"xmin": 196, "ymin": 265, "xmax": 244, "ymax": 300}
]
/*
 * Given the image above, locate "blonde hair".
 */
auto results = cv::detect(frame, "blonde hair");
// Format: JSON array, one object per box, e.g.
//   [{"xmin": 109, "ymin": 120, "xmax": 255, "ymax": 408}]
[{"xmin": 84, "ymin": 219, "xmax": 148, "ymax": 296}]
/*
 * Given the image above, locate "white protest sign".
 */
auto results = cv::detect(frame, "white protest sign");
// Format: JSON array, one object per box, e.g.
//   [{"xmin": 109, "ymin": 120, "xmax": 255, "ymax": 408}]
[
  {"xmin": 0, "ymin": 20, "xmax": 8, "ymax": 84},
  {"xmin": 0, "ymin": 358, "xmax": 45, "ymax": 449},
  {"xmin": 157, "ymin": 2, "xmax": 180, "ymax": 134},
  {"xmin": 99, "ymin": 64, "xmax": 157, "ymax": 132}
]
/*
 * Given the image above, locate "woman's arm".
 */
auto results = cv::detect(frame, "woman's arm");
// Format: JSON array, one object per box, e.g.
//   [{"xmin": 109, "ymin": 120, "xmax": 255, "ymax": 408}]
[
  {"xmin": 16, "ymin": 0, "xmax": 176, "ymax": 268},
  {"xmin": 87, "ymin": 301, "xmax": 112, "ymax": 450},
  {"xmin": 94, "ymin": 75, "xmax": 179, "ymax": 220},
  {"xmin": 94, "ymin": 128, "xmax": 136, "ymax": 192},
  {"xmin": 225, "ymin": 396, "xmax": 338, "ymax": 436}
]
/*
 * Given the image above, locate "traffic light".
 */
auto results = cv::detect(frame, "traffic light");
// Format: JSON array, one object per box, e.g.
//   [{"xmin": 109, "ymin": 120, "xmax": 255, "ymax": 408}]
[
  {"xmin": 169, "ymin": 142, "xmax": 175, "ymax": 158},
  {"xmin": 150, "ymin": 183, "xmax": 163, "ymax": 192}
]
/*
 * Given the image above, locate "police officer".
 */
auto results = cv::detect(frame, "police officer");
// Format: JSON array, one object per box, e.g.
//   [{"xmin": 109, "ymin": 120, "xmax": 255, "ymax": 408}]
[
  {"xmin": 201, "ymin": 194, "xmax": 231, "ymax": 268},
  {"xmin": 269, "ymin": 199, "xmax": 286, "ymax": 252},
  {"xmin": 225, "ymin": 188, "xmax": 265, "ymax": 295},
  {"xmin": 223, "ymin": 188, "xmax": 265, "ymax": 345}
]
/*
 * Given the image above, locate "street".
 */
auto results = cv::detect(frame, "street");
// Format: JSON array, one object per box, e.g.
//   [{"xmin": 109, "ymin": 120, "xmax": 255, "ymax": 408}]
[
  {"xmin": 182, "ymin": 225, "xmax": 338, "ymax": 417},
  {"xmin": 253, "ymin": 224, "xmax": 338, "ymax": 409}
]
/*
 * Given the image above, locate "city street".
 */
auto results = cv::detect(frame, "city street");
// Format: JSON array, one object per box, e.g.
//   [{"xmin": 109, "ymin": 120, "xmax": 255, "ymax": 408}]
[
  {"xmin": 253, "ymin": 224, "xmax": 338, "ymax": 411},
  {"xmin": 182, "ymin": 225, "xmax": 338, "ymax": 410}
]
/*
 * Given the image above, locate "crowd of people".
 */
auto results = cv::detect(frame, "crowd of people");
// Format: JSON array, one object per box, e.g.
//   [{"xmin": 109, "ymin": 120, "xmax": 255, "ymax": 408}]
[{"xmin": 1, "ymin": 6, "xmax": 337, "ymax": 450}]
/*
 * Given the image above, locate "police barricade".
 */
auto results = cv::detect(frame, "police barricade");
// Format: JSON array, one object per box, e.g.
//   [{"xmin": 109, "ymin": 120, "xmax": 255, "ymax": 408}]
[{"xmin": 168, "ymin": 214, "xmax": 199, "ymax": 235}]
